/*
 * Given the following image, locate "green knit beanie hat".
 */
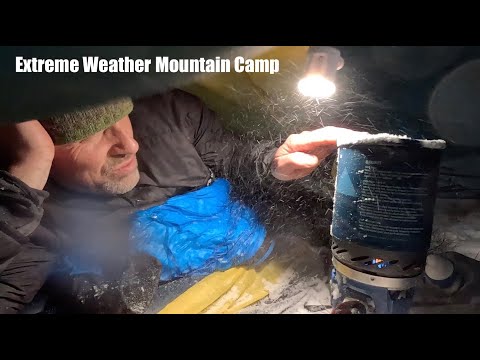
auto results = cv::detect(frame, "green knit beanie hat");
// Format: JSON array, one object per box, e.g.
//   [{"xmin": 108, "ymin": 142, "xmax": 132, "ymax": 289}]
[{"xmin": 41, "ymin": 97, "xmax": 134, "ymax": 145}]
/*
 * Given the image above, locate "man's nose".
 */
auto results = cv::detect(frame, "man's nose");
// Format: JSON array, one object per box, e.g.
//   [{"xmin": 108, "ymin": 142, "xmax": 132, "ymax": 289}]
[{"xmin": 108, "ymin": 124, "xmax": 139, "ymax": 156}]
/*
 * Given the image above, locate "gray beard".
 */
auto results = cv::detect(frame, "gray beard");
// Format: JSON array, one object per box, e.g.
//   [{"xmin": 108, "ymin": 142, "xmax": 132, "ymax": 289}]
[{"xmin": 100, "ymin": 168, "xmax": 140, "ymax": 195}]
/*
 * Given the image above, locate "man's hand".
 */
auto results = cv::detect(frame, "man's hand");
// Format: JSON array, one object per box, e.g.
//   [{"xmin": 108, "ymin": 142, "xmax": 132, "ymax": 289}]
[
  {"xmin": 0, "ymin": 120, "xmax": 54, "ymax": 190},
  {"xmin": 271, "ymin": 126, "xmax": 357, "ymax": 181}
]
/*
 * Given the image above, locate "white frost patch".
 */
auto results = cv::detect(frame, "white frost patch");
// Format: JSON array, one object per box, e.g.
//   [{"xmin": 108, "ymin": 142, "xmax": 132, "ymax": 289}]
[
  {"xmin": 204, "ymin": 285, "xmax": 242, "ymax": 313},
  {"xmin": 431, "ymin": 199, "xmax": 480, "ymax": 260},
  {"xmin": 337, "ymin": 131, "xmax": 446, "ymax": 149},
  {"xmin": 240, "ymin": 242, "xmax": 333, "ymax": 314},
  {"xmin": 261, "ymin": 268, "xmax": 296, "ymax": 296},
  {"xmin": 241, "ymin": 273, "xmax": 332, "ymax": 314},
  {"xmin": 330, "ymin": 282, "xmax": 340, "ymax": 300}
]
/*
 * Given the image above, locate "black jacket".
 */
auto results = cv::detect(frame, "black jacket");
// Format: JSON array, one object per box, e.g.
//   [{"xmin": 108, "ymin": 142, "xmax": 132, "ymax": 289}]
[{"xmin": 0, "ymin": 89, "xmax": 281, "ymax": 313}]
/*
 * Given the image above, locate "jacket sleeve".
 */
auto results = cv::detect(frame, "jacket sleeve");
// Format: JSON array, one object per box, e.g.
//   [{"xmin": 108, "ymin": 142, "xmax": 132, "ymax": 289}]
[{"xmin": 0, "ymin": 170, "xmax": 56, "ymax": 313}]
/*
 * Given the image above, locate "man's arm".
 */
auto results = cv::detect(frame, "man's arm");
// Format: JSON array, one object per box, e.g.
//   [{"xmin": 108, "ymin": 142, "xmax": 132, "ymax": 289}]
[
  {"xmin": 0, "ymin": 171, "xmax": 55, "ymax": 313},
  {"xmin": 0, "ymin": 121, "xmax": 56, "ymax": 313}
]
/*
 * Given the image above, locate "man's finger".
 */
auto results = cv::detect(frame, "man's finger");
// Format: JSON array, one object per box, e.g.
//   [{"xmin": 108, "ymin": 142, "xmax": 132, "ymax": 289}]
[
  {"xmin": 308, "ymin": 146, "xmax": 338, "ymax": 163},
  {"xmin": 278, "ymin": 126, "xmax": 357, "ymax": 156},
  {"xmin": 271, "ymin": 152, "xmax": 319, "ymax": 180},
  {"xmin": 273, "ymin": 167, "xmax": 317, "ymax": 181}
]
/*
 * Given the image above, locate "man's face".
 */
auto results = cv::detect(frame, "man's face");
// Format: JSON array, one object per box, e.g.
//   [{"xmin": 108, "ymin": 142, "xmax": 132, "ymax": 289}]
[{"xmin": 50, "ymin": 115, "xmax": 140, "ymax": 195}]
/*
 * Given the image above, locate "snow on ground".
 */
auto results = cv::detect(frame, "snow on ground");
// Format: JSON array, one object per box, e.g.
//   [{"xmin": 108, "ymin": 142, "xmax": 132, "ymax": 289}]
[{"xmin": 240, "ymin": 234, "xmax": 333, "ymax": 314}]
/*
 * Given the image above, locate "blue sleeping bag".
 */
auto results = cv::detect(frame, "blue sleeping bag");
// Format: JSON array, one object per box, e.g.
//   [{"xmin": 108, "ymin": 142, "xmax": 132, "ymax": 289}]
[{"xmin": 130, "ymin": 178, "xmax": 270, "ymax": 281}]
